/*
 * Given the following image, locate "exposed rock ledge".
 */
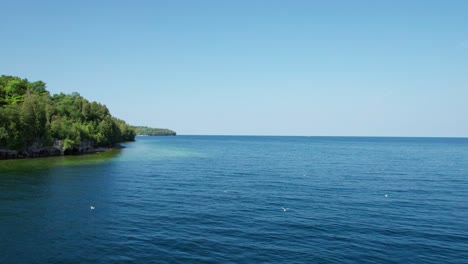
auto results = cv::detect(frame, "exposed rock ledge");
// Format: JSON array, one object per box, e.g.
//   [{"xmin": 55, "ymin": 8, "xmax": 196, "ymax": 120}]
[{"xmin": 0, "ymin": 140, "xmax": 111, "ymax": 160}]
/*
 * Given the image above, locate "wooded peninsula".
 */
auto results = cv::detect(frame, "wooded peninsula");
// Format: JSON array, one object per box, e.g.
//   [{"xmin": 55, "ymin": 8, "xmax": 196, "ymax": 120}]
[
  {"xmin": 0, "ymin": 75, "xmax": 173, "ymax": 159},
  {"xmin": 133, "ymin": 126, "xmax": 176, "ymax": 136}
]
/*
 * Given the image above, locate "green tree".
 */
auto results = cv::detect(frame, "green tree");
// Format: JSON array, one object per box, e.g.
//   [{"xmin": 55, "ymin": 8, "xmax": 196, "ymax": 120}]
[{"xmin": 0, "ymin": 75, "xmax": 136, "ymax": 153}]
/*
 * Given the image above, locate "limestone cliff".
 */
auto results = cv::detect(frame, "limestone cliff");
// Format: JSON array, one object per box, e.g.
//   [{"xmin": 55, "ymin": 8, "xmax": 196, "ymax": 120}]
[{"xmin": 0, "ymin": 140, "xmax": 109, "ymax": 160}]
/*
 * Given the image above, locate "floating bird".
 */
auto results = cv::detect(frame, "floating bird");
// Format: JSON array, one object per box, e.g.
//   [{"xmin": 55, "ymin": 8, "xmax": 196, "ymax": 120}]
[
  {"xmin": 281, "ymin": 207, "xmax": 289, "ymax": 212},
  {"xmin": 90, "ymin": 206, "xmax": 95, "ymax": 210}
]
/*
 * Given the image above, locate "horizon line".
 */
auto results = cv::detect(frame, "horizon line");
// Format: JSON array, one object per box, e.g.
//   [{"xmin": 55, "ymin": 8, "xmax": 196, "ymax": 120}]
[{"xmin": 138, "ymin": 134, "xmax": 468, "ymax": 139}]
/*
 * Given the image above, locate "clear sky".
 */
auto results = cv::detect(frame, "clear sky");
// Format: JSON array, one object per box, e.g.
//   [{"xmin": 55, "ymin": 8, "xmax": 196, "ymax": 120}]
[{"xmin": 1, "ymin": 0, "xmax": 467, "ymax": 136}]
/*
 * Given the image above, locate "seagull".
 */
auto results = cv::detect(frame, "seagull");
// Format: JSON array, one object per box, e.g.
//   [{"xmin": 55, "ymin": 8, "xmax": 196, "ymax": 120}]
[
  {"xmin": 281, "ymin": 207, "xmax": 289, "ymax": 212},
  {"xmin": 90, "ymin": 206, "xmax": 95, "ymax": 210}
]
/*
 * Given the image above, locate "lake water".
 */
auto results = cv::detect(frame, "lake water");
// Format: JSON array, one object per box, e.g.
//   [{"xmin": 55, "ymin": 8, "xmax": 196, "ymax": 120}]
[{"xmin": 1, "ymin": 136, "xmax": 467, "ymax": 263}]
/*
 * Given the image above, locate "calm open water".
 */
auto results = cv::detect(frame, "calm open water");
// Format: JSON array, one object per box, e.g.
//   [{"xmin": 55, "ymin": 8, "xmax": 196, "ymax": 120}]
[{"xmin": 1, "ymin": 136, "xmax": 467, "ymax": 263}]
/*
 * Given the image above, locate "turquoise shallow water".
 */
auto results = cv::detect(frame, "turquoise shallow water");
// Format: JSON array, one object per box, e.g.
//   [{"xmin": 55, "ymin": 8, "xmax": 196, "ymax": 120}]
[{"xmin": 1, "ymin": 136, "xmax": 468, "ymax": 263}]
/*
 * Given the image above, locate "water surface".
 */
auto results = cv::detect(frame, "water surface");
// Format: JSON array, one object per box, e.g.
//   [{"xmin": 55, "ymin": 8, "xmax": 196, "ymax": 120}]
[{"xmin": 1, "ymin": 136, "xmax": 467, "ymax": 263}]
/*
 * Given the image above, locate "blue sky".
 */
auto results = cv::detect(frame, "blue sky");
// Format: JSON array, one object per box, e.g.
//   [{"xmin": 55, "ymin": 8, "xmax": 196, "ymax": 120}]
[{"xmin": 1, "ymin": 0, "xmax": 467, "ymax": 136}]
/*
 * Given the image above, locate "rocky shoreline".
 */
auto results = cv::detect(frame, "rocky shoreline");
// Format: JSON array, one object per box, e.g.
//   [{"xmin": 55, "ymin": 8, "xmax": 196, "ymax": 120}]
[{"xmin": 0, "ymin": 140, "xmax": 115, "ymax": 160}]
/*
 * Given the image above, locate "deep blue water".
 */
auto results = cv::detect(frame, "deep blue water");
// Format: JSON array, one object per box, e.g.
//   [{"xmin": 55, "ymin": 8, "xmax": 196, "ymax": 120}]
[{"xmin": 1, "ymin": 136, "xmax": 468, "ymax": 263}]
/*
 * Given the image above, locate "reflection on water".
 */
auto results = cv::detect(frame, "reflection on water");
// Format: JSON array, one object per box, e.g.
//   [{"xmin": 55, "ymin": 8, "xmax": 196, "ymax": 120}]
[
  {"xmin": 0, "ymin": 138, "xmax": 205, "ymax": 173},
  {"xmin": 0, "ymin": 148, "xmax": 123, "ymax": 172}
]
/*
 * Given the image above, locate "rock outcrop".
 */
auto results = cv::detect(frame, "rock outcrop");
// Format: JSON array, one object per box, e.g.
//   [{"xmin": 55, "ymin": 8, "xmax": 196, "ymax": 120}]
[{"xmin": 0, "ymin": 140, "xmax": 108, "ymax": 160}]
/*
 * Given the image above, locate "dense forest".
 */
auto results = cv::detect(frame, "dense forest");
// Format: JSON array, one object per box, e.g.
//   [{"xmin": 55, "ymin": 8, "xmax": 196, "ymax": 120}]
[
  {"xmin": 133, "ymin": 126, "xmax": 176, "ymax": 136},
  {"xmin": 0, "ymin": 75, "xmax": 136, "ymax": 153}
]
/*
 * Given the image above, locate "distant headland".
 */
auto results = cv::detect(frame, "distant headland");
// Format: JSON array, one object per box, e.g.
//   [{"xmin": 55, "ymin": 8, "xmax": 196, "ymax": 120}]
[
  {"xmin": 0, "ymin": 75, "xmax": 177, "ymax": 159},
  {"xmin": 133, "ymin": 126, "xmax": 176, "ymax": 136}
]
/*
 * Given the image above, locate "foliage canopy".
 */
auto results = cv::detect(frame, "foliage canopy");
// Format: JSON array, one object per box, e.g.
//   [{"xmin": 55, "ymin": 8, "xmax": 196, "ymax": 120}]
[{"xmin": 0, "ymin": 75, "xmax": 135, "ymax": 151}]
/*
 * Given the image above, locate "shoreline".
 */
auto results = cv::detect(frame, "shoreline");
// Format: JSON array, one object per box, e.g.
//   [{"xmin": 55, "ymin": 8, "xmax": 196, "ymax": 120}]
[{"xmin": 0, "ymin": 144, "xmax": 126, "ymax": 160}]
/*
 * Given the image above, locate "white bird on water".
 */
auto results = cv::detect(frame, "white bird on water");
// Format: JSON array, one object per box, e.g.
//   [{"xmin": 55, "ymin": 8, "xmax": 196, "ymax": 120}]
[
  {"xmin": 385, "ymin": 194, "xmax": 388, "ymax": 198},
  {"xmin": 90, "ymin": 206, "xmax": 95, "ymax": 210},
  {"xmin": 281, "ymin": 207, "xmax": 289, "ymax": 212}
]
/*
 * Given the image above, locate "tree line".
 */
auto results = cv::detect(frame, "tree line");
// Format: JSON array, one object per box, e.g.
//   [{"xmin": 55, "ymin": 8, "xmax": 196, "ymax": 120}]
[
  {"xmin": 0, "ymin": 75, "xmax": 136, "ymax": 151},
  {"xmin": 133, "ymin": 126, "xmax": 176, "ymax": 136}
]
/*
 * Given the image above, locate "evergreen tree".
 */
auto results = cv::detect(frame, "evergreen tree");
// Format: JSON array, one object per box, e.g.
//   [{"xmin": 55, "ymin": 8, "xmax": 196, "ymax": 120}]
[{"xmin": 0, "ymin": 75, "xmax": 136, "ymax": 152}]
